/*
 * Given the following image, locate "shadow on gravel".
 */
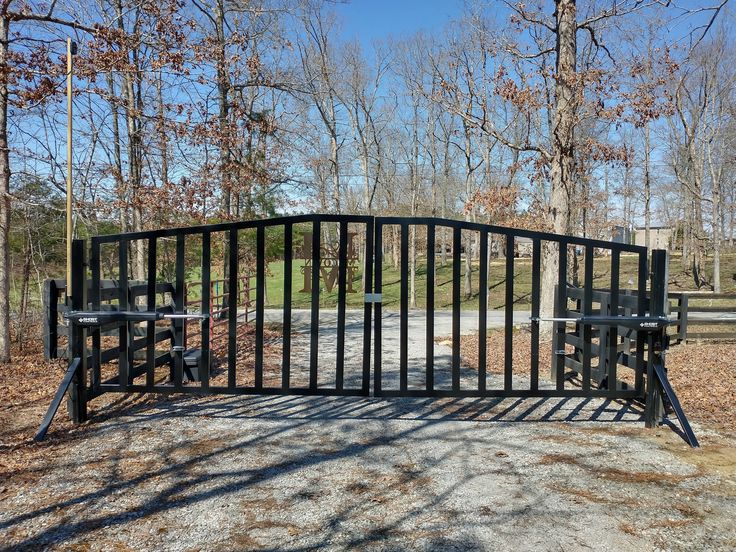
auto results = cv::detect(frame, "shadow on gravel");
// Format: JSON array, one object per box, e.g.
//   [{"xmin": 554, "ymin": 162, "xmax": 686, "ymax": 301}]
[
  {"xmin": 97, "ymin": 393, "xmax": 646, "ymax": 425},
  {"xmin": 3, "ymin": 395, "xmax": 646, "ymax": 550}
]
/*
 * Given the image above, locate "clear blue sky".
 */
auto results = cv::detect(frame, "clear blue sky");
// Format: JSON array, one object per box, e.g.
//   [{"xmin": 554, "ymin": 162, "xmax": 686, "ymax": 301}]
[{"xmin": 334, "ymin": 0, "xmax": 464, "ymax": 46}]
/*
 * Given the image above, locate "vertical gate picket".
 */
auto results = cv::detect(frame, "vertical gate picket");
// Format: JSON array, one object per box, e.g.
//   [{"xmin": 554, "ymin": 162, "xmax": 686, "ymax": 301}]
[
  {"xmin": 530, "ymin": 239, "xmax": 541, "ymax": 392},
  {"xmin": 635, "ymin": 253, "xmax": 648, "ymax": 393},
  {"xmin": 310, "ymin": 220, "xmax": 320, "ymax": 390},
  {"xmin": 361, "ymin": 218, "xmax": 374, "ymax": 395},
  {"xmin": 282, "ymin": 224, "xmax": 293, "ymax": 389},
  {"xmin": 478, "ymin": 230, "xmax": 488, "ymax": 392},
  {"xmin": 173, "ymin": 234, "xmax": 185, "ymax": 389},
  {"xmin": 426, "ymin": 223, "xmax": 435, "ymax": 392},
  {"xmin": 146, "ymin": 237, "xmax": 157, "ymax": 389},
  {"xmin": 555, "ymin": 241, "xmax": 568, "ymax": 391},
  {"xmin": 582, "ymin": 244, "xmax": 593, "ymax": 393},
  {"xmin": 201, "ymin": 232, "xmax": 211, "ymax": 389},
  {"xmin": 504, "ymin": 234, "xmax": 514, "ymax": 391},
  {"xmin": 255, "ymin": 226, "xmax": 264, "ymax": 390},
  {"xmin": 68, "ymin": 240, "xmax": 88, "ymax": 422},
  {"xmin": 118, "ymin": 239, "xmax": 129, "ymax": 391},
  {"xmin": 400, "ymin": 223, "xmax": 409, "ymax": 391},
  {"xmin": 451, "ymin": 225, "xmax": 461, "ymax": 392},
  {"xmin": 336, "ymin": 221, "xmax": 348, "ymax": 390},
  {"xmin": 608, "ymin": 251, "xmax": 620, "ymax": 391},
  {"xmin": 227, "ymin": 229, "xmax": 238, "ymax": 389},
  {"xmin": 90, "ymin": 240, "xmax": 101, "ymax": 394},
  {"xmin": 374, "ymin": 221, "xmax": 383, "ymax": 395}
]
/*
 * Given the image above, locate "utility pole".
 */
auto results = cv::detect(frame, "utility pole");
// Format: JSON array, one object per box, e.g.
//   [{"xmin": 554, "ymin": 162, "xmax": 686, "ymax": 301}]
[{"xmin": 66, "ymin": 38, "xmax": 76, "ymax": 300}]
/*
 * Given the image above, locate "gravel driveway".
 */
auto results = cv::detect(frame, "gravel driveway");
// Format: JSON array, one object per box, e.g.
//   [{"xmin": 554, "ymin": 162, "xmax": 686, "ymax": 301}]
[
  {"xmin": 2, "ymin": 394, "xmax": 734, "ymax": 551},
  {"xmin": 2, "ymin": 309, "xmax": 734, "ymax": 550},
  {"xmin": 265, "ymin": 308, "xmax": 532, "ymax": 391}
]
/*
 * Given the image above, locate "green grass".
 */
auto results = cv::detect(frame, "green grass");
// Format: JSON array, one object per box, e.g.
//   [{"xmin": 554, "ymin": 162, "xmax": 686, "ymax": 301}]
[
  {"xmin": 262, "ymin": 257, "xmax": 534, "ymax": 310},
  {"xmin": 259, "ymin": 252, "xmax": 736, "ymax": 311},
  {"xmin": 14, "ymin": 249, "xmax": 736, "ymax": 315},
  {"xmin": 261, "ymin": 253, "xmax": 636, "ymax": 310}
]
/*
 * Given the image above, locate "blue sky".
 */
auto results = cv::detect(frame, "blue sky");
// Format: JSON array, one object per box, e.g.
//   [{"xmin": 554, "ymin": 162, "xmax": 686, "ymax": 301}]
[{"xmin": 334, "ymin": 0, "xmax": 464, "ymax": 46}]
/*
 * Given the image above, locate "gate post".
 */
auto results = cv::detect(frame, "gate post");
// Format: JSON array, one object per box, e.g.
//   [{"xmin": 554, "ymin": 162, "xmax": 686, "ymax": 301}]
[
  {"xmin": 645, "ymin": 249, "xmax": 668, "ymax": 428},
  {"xmin": 66, "ymin": 239, "xmax": 88, "ymax": 423}
]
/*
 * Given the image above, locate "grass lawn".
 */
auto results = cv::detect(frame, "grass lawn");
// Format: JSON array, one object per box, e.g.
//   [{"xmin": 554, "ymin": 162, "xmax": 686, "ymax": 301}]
[{"xmin": 258, "ymin": 252, "xmax": 736, "ymax": 311}]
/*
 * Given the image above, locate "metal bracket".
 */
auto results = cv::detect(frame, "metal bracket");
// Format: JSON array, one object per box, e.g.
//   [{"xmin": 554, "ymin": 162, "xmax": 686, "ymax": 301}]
[{"xmin": 364, "ymin": 293, "xmax": 383, "ymax": 304}]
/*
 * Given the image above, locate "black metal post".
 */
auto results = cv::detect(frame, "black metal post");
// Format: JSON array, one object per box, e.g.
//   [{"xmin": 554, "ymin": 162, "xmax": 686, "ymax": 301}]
[
  {"xmin": 678, "ymin": 294, "xmax": 689, "ymax": 343},
  {"xmin": 67, "ymin": 239, "xmax": 88, "ymax": 423},
  {"xmin": 645, "ymin": 249, "xmax": 668, "ymax": 427}
]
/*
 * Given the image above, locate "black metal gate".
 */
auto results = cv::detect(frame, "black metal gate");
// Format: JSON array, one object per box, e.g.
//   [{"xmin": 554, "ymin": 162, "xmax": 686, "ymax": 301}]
[
  {"xmin": 37, "ymin": 214, "xmax": 698, "ymax": 446},
  {"xmin": 373, "ymin": 217, "xmax": 651, "ymax": 399}
]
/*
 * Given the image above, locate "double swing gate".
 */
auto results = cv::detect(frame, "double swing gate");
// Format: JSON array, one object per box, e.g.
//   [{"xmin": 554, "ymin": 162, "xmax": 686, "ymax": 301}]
[{"xmin": 37, "ymin": 214, "xmax": 698, "ymax": 446}]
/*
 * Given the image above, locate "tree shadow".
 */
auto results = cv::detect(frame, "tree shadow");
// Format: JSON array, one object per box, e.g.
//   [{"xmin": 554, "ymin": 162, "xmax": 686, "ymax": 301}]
[{"xmin": 3, "ymin": 393, "xmax": 646, "ymax": 550}]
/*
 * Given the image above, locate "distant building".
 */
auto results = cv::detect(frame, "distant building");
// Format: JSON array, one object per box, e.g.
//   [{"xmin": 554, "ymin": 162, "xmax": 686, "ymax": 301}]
[
  {"xmin": 634, "ymin": 226, "xmax": 674, "ymax": 250},
  {"xmin": 516, "ymin": 237, "xmax": 533, "ymax": 257},
  {"xmin": 612, "ymin": 225, "xmax": 631, "ymax": 245}
]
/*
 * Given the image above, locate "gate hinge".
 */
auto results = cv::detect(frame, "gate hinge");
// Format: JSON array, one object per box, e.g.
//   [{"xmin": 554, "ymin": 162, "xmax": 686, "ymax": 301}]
[{"xmin": 365, "ymin": 293, "xmax": 383, "ymax": 304}]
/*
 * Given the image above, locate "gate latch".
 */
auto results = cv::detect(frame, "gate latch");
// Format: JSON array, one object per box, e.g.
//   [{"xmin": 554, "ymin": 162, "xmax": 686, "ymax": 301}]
[{"xmin": 364, "ymin": 293, "xmax": 383, "ymax": 304}]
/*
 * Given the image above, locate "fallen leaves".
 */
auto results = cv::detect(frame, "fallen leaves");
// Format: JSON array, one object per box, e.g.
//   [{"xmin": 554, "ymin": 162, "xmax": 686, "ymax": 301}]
[{"xmin": 459, "ymin": 328, "xmax": 736, "ymax": 429}]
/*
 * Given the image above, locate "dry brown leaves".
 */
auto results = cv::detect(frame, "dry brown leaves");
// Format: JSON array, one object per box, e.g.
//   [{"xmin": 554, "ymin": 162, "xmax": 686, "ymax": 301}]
[
  {"xmin": 458, "ymin": 327, "xmax": 552, "ymax": 377},
  {"xmin": 665, "ymin": 342, "xmax": 736, "ymax": 429},
  {"xmin": 0, "ymin": 322, "xmax": 283, "ymax": 478},
  {"xmin": 460, "ymin": 329, "xmax": 736, "ymax": 429}
]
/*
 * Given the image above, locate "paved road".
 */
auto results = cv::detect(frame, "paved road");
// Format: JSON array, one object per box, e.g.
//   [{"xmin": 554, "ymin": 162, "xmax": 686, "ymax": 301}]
[
  {"xmin": 264, "ymin": 308, "xmax": 532, "ymax": 333},
  {"xmin": 262, "ymin": 309, "xmax": 534, "ymax": 391}
]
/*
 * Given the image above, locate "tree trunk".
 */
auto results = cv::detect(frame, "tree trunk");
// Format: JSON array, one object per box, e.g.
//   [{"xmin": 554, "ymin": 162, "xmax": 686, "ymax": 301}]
[
  {"xmin": 117, "ymin": 0, "xmax": 145, "ymax": 280},
  {"xmin": 643, "ymin": 123, "xmax": 652, "ymax": 255},
  {"xmin": 329, "ymin": 111, "xmax": 340, "ymax": 214},
  {"xmin": 107, "ymin": 73, "xmax": 127, "ymax": 234},
  {"xmin": 157, "ymin": 71, "xmax": 169, "ymax": 187},
  {"xmin": 409, "ymin": 220, "xmax": 417, "ymax": 308},
  {"xmin": 708, "ymin": 137, "xmax": 723, "ymax": 293},
  {"xmin": 0, "ymin": 15, "xmax": 11, "ymax": 362},
  {"xmin": 540, "ymin": 0, "xmax": 576, "ymax": 338},
  {"xmin": 18, "ymin": 227, "xmax": 31, "ymax": 350}
]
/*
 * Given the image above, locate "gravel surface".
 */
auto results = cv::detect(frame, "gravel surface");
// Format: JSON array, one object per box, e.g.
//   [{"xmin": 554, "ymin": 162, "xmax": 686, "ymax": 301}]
[
  {"xmin": 2, "ymin": 311, "xmax": 735, "ymax": 551},
  {"xmin": 2, "ymin": 395, "xmax": 735, "ymax": 551}
]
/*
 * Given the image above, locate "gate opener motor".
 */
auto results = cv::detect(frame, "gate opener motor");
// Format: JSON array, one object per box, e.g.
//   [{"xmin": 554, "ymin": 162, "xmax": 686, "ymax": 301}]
[
  {"xmin": 35, "ymin": 310, "xmax": 210, "ymax": 442},
  {"xmin": 64, "ymin": 310, "xmax": 208, "ymax": 326}
]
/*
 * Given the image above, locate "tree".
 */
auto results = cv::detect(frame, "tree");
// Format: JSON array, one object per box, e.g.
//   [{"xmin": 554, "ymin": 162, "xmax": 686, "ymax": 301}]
[
  {"xmin": 297, "ymin": 1, "xmax": 343, "ymax": 214},
  {"xmin": 0, "ymin": 0, "xmax": 95, "ymax": 363}
]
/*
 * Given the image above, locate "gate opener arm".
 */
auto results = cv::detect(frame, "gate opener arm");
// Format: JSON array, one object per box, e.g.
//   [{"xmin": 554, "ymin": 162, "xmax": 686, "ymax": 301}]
[
  {"xmin": 652, "ymin": 359, "xmax": 699, "ymax": 448},
  {"xmin": 34, "ymin": 311, "xmax": 207, "ymax": 441},
  {"xmin": 34, "ymin": 357, "xmax": 81, "ymax": 441},
  {"xmin": 64, "ymin": 310, "xmax": 208, "ymax": 326},
  {"xmin": 530, "ymin": 315, "xmax": 673, "ymax": 331}
]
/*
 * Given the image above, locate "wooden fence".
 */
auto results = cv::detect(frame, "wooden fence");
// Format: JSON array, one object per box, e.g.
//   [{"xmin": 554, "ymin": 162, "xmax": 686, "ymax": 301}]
[{"xmin": 669, "ymin": 292, "xmax": 736, "ymax": 342}]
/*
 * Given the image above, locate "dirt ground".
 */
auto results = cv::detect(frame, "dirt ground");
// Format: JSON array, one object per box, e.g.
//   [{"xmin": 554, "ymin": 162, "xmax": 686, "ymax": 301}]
[{"xmin": 1, "ymin": 336, "xmax": 735, "ymax": 551}]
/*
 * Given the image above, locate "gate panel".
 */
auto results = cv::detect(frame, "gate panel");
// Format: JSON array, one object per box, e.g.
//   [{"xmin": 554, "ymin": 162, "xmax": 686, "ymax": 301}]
[
  {"xmin": 373, "ymin": 217, "xmax": 651, "ymax": 399},
  {"xmin": 87, "ymin": 214, "xmax": 373, "ymax": 397}
]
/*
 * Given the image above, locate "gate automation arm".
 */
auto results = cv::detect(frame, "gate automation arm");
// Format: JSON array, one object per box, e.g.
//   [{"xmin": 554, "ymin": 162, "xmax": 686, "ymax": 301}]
[
  {"xmin": 531, "ymin": 315, "xmax": 699, "ymax": 448},
  {"xmin": 652, "ymin": 359, "xmax": 699, "ymax": 448},
  {"xmin": 34, "ymin": 357, "xmax": 81, "ymax": 441},
  {"xmin": 64, "ymin": 310, "xmax": 208, "ymax": 326},
  {"xmin": 35, "ymin": 311, "xmax": 207, "ymax": 441},
  {"xmin": 530, "ymin": 315, "xmax": 671, "ymax": 331}
]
